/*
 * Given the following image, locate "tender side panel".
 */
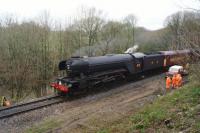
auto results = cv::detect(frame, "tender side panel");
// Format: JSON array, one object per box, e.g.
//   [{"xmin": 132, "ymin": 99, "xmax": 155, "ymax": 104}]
[{"xmin": 143, "ymin": 54, "xmax": 165, "ymax": 71}]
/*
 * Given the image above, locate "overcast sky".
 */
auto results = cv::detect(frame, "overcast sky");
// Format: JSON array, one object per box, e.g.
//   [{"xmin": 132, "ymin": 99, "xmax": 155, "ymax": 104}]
[{"xmin": 0, "ymin": 0, "xmax": 199, "ymax": 30}]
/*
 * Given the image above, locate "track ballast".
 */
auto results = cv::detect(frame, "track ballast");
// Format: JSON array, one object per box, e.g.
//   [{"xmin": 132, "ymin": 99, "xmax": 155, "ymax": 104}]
[{"xmin": 0, "ymin": 95, "xmax": 64, "ymax": 119}]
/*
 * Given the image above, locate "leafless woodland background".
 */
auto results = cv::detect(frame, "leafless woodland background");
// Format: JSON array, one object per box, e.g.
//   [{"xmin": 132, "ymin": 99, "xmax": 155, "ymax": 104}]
[{"xmin": 0, "ymin": 3, "xmax": 199, "ymax": 101}]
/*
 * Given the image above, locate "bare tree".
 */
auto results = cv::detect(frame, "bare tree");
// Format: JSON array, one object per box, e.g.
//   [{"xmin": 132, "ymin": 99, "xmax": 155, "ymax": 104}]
[
  {"xmin": 100, "ymin": 21, "xmax": 122, "ymax": 55},
  {"xmin": 79, "ymin": 7, "xmax": 104, "ymax": 56},
  {"xmin": 165, "ymin": 12, "xmax": 184, "ymax": 50},
  {"xmin": 36, "ymin": 11, "xmax": 53, "ymax": 96},
  {"xmin": 124, "ymin": 14, "xmax": 137, "ymax": 49},
  {"xmin": 165, "ymin": 10, "xmax": 200, "ymax": 80}
]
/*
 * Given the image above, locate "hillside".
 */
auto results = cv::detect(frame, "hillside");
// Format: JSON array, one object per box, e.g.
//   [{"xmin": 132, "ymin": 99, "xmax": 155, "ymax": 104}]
[
  {"xmin": 135, "ymin": 27, "xmax": 166, "ymax": 45},
  {"xmin": 96, "ymin": 80, "xmax": 200, "ymax": 132},
  {"xmin": 73, "ymin": 27, "xmax": 168, "ymax": 56}
]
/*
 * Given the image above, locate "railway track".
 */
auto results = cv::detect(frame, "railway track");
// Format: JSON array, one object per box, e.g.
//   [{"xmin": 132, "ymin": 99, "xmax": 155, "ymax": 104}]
[
  {"xmin": 0, "ymin": 71, "xmax": 165, "ymax": 120},
  {"xmin": 0, "ymin": 94, "xmax": 64, "ymax": 119}
]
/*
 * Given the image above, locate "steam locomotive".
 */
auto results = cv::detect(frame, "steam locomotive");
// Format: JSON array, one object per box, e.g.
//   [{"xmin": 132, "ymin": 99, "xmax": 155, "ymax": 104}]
[{"xmin": 51, "ymin": 50, "xmax": 191, "ymax": 95}]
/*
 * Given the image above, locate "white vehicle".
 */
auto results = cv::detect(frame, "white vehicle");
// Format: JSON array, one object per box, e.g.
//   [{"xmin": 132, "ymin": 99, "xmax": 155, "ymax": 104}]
[{"xmin": 166, "ymin": 65, "xmax": 188, "ymax": 76}]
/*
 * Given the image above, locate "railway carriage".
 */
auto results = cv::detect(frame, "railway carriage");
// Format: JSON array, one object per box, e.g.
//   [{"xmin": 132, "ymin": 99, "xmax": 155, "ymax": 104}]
[{"xmin": 160, "ymin": 50, "xmax": 191, "ymax": 67}]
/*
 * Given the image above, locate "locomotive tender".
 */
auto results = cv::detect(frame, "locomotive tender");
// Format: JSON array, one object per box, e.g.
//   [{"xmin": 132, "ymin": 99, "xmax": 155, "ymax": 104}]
[{"xmin": 51, "ymin": 50, "xmax": 191, "ymax": 95}]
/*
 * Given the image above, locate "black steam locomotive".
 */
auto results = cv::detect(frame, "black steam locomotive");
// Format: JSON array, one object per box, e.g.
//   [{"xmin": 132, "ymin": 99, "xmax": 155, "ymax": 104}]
[{"xmin": 50, "ymin": 50, "xmax": 190, "ymax": 95}]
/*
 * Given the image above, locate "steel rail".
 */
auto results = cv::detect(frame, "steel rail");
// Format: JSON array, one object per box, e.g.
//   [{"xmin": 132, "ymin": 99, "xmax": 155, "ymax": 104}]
[{"xmin": 0, "ymin": 95, "xmax": 64, "ymax": 119}]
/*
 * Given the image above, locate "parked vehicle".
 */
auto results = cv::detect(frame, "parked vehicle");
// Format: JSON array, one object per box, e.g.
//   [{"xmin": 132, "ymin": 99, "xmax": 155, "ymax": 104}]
[{"xmin": 166, "ymin": 65, "xmax": 188, "ymax": 77}]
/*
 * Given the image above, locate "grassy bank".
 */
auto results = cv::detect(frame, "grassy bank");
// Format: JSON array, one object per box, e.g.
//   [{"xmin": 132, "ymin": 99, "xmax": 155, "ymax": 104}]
[
  {"xmin": 26, "ymin": 80, "xmax": 200, "ymax": 133},
  {"xmin": 98, "ymin": 81, "xmax": 200, "ymax": 133}
]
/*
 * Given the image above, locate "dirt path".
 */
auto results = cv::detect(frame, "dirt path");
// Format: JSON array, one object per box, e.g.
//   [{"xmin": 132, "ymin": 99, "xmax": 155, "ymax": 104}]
[{"xmin": 0, "ymin": 74, "xmax": 165, "ymax": 133}]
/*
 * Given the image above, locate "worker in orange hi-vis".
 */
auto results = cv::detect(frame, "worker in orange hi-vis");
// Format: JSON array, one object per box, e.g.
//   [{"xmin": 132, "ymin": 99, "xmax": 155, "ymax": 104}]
[
  {"xmin": 175, "ymin": 74, "xmax": 180, "ymax": 89},
  {"xmin": 176, "ymin": 74, "xmax": 180, "ymax": 87},
  {"xmin": 166, "ymin": 76, "xmax": 171, "ymax": 91},
  {"xmin": 172, "ymin": 74, "xmax": 176, "ymax": 89},
  {"xmin": 175, "ymin": 74, "xmax": 181, "ymax": 89},
  {"xmin": 177, "ymin": 74, "xmax": 183, "ymax": 87},
  {"xmin": 1, "ymin": 96, "xmax": 11, "ymax": 107}
]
